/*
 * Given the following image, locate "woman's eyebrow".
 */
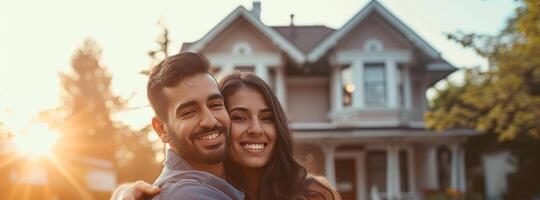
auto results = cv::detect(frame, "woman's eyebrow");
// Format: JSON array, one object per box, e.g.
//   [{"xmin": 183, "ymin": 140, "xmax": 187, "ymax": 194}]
[{"xmin": 229, "ymin": 107, "xmax": 249, "ymax": 113}]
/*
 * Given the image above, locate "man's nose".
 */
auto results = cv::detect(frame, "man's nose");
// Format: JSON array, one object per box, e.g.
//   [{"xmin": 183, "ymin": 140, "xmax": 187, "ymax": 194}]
[{"xmin": 199, "ymin": 107, "xmax": 218, "ymax": 128}]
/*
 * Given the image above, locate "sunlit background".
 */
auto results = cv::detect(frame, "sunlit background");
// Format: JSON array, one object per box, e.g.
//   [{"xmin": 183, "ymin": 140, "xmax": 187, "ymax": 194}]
[{"xmin": 0, "ymin": 0, "xmax": 520, "ymax": 199}]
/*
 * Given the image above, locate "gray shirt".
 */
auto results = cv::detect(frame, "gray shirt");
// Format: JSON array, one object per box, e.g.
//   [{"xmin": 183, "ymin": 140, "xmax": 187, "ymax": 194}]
[{"xmin": 152, "ymin": 149, "xmax": 244, "ymax": 200}]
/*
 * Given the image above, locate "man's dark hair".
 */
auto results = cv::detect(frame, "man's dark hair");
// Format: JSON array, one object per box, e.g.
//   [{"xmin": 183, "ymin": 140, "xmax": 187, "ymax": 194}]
[{"xmin": 147, "ymin": 52, "xmax": 210, "ymax": 120}]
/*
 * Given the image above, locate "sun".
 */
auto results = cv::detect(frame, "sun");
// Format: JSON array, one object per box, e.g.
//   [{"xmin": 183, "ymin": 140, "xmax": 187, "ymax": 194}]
[{"xmin": 12, "ymin": 123, "xmax": 59, "ymax": 158}]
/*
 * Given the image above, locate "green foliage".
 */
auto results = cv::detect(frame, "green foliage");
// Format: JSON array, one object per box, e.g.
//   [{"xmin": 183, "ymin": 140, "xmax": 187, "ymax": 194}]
[{"xmin": 426, "ymin": 0, "xmax": 540, "ymax": 141}]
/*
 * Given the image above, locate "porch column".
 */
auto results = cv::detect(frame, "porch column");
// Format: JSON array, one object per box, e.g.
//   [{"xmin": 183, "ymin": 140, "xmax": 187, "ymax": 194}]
[
  {"xmin": 385, "ymin": 60, "xmax": 398, "ymax": 108},
  {"xmin": 352, "ymin": 60, "xmax": 365, "ymax": 108},
  {"xmin": 255, "ymin": 63, "xmax": 269, "ymax": 83},
  {"xmin": 331, "ymin": 66, "xmax": 343, "ymax": 113},
  {"xmin": 386, "ymin": 145, "xmax": 401, "ymax": 199},
  {"xmin": 450, "ymin": 144, "xmax": 466, "ymax": 192},
  {"xmin": 275, "ymin": 66, "xmax": 287, "ymax": 110},
  {"xmin": 425, "ymin": 145, "xmax": 439, "ymax": 190},
  {"xmin": 323, "ymin": 145, "xmax": 337, "ymax": 188}
]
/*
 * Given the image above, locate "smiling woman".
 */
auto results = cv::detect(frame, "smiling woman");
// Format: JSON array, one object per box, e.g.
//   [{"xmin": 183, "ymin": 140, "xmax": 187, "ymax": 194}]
[{"xmin": 12, "ymin": 123, "xmax": 59, "ymax": 158}]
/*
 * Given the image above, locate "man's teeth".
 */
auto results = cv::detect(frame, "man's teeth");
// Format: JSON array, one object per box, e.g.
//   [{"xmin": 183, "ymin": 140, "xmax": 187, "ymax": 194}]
[
  {"xmin": 242, "ymin": 143, "xmax": 265, "ymax": 151},
  {"xmin": 199, "ymin": 133, "xmax": 220, "ymax": 140}
]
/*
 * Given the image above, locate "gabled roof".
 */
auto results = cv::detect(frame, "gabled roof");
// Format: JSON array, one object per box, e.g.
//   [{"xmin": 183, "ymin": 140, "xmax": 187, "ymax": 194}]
[
  {"xmin": 307, "ymin": 0, "xmax": 442, "ymax": 63},
  {"xmin": 272, "ymin": 25, "xmax": 335, "ymax": 53},
  {"xmin": 183, "ymin": 6, "xmax": 306, "ymax": 63}
]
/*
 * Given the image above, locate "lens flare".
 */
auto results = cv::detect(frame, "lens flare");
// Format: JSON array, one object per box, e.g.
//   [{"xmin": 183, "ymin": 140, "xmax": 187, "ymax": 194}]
[{"xmin": 12, "ymin": 123, "xmax": 59, "ymax": 158}]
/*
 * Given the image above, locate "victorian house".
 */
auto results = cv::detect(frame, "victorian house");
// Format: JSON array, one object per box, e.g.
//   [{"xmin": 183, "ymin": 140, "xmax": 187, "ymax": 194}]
[{"xmin": 180, "ymin": 1, "xmax": 475, "ymax": 199}]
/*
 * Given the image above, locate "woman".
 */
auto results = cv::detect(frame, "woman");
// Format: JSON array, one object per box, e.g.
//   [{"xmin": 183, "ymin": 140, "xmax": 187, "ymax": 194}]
[
  {"xmin": 220, "ymin": 72, "xmax": 339, "ymax": 200},
  {"xmin": 115, "ymin": 72, "xmax": 340, "ymax": 200}
]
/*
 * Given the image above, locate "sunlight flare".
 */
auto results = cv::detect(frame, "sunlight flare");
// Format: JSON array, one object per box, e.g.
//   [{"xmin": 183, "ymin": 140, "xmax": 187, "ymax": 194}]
[{"xmin": 12, "ymin": 123, "xmax": 59, "ymax": 158}]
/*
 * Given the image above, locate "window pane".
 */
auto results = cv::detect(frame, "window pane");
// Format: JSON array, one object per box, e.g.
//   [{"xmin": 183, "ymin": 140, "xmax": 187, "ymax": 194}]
[{"xmin": 364, "ymin": 63, "xmax": 386, "ymax": 106}]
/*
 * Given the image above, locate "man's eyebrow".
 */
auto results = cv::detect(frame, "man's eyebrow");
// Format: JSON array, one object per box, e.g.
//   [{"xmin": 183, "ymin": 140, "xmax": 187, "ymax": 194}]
[
  {"xmin": 208, "ymin": 93, "xmax": 224, "ymax": 101},
  {"xmin": 175, "ymin": 101, "xmax": 197, "ymax": 116}
]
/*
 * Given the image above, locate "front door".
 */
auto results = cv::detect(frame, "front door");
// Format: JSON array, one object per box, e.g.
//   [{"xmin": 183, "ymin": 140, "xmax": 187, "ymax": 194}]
[{"xmin": 335, "ymin": 159, "xmax": 357, "ymax": 200}]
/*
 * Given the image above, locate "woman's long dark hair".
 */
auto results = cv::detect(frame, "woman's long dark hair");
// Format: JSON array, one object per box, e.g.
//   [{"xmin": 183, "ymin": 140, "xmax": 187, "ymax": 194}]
[{"xmin": 220, "ymin": 72, "xmax": 315, "ymax": 200}]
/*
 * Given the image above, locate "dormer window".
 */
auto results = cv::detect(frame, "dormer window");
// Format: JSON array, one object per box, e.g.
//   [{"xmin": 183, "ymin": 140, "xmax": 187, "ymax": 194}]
[
  {"xmin": 232, "ymin": 41, "xmax": 252, "ymax": 55},
  {"xmin": 364, "ymin": 38, "xmax": 383, "ymax": 52}
]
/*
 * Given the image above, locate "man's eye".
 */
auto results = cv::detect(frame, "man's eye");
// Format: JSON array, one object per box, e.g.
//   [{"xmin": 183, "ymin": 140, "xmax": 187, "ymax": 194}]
[
  {"xmin": 179, "ymin": 110, "xmax": 196, "ymax": 117},
  {"xmin": 210, "ymin": 103, "xmax": 224, "ymax": 109}
]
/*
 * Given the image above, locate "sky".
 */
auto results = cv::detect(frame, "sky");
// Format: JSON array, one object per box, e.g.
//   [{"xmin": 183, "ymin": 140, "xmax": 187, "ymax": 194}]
[{"xmin": 0, "ymin": 0, "xmax": 517, "ymax": 132}]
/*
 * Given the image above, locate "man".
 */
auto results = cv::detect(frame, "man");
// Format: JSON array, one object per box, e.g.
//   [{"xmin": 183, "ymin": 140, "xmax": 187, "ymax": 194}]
[{"xmin": 115, "ymin": 52, "xmax": 243, "ymax": 200}]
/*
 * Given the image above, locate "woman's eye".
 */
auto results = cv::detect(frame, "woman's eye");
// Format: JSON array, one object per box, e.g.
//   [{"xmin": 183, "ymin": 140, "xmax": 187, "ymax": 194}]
[
  {"xmin": 231, "ymin": 115, "xmax": 246, "ymax": 121},
  {"xmin": 262, "ymin": 116, "xmax": 274, "ymax": 122}
]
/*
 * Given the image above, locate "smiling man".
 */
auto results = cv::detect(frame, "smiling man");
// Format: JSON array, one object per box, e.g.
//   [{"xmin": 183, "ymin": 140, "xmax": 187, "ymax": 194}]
[{"xmin": 143, "ymin": 52, "xmax": 244, "ymax": 200}]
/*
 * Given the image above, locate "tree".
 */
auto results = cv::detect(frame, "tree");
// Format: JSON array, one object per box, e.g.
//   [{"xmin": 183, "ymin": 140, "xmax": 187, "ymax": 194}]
[
  {"xmin": 425, "ymin": 0, "xmax": 540, "ymax": 198},
  {"xmin": 39, "ymin": 39, "xmax": 161, "ymax": 198},
  {"xmin": 426, "ymin": 0, "xmax": 540, "ymax": 141},
  {"xmin": 141, "ymin": 18, "xmax": 171, "ymax": 75}
]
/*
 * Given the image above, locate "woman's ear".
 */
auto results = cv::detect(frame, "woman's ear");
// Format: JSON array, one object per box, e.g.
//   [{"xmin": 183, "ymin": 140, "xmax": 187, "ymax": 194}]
[{"xmin": 152, "ymin": 116, "xmax": 169, "ymax": 143}]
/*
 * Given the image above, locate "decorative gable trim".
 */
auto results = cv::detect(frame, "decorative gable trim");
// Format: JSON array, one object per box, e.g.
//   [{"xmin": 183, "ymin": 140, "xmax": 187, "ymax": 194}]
[
  {"xmin": 185, "ymin": 6, "xmax": 306, "ymax": 63},
  {"xmin": 307, "ymin": 0, "xmax": 441, "ymax": 63}
]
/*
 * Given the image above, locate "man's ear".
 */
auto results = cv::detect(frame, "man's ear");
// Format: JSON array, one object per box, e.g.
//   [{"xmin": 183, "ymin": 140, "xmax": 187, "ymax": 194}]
[{"xmin": 152, "ymin": 116, "xmax": 169, "ymax": 143}]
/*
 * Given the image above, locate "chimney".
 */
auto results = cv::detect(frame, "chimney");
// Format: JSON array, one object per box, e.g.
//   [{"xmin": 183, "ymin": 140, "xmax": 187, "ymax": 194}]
[
  {"xmin": 251, "ymin": 1, "xmax": 261, "ymax": 20},
  {"xmin": 290, "ymin": 14, "xmax": 296, "ymax": 38}
]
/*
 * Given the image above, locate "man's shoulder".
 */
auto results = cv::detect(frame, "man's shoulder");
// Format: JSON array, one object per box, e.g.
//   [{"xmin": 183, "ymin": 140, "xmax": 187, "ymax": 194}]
[
  {"xmin": 157, "ymin": 180, "xmax": 231, "ymax": 200},
  {"xmin": 153, "ymin": 170, "xmax": 242, "ymax": 200}
]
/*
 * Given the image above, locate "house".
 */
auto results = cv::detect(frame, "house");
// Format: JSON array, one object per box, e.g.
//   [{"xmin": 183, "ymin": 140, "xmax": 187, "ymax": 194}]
[{"xmin": 180, "ymin": 1, "xmax": 476, "ymax": 199}]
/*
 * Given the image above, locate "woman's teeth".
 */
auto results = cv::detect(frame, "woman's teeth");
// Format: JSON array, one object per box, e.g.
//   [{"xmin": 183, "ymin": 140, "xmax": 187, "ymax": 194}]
[
  {"xmin": 242, "ymin": 143, "xmax": 265, "ymax": 152},
  {"xmin": 198, "ymin": 132, "xmax": 220, "ymax": 140}
]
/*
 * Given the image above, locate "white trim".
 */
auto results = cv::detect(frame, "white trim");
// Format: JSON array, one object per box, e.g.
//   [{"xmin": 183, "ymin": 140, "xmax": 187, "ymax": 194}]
[
  {"xmin": 450, "ymin": 143, "xmax": 466, "ymax": 192},
  {"xmin": 255, "ymin": 63, "xmax": 269, "ymax": 83},
  {"xmin": 352, "ymin": 61, "xmax": 365, "ymax": 108},
  {"xmin": 386, "ymin": 145, "xmax": 401, "ymax": 199},
  {"xmin": 364, "ymin": 38, "xmax": 384, "ymax": 52},
  {"xmin": 287, "ymin": 76, "xmax": 328, "ymax": 85},
  {"xmin": 385, "ymin": 59, "xmax": 398, "ymax": 108},
  {"xmin": 308, "ymin": 0, "xmax": 440, "ymax": 62},
  {"xmin": 332, "ymin": 66, "xmax": 344, "ymax": 113},
  {"xmin": 323, "ymin": 144, "xmax": 337, "ymax": 188},
  {"xmin": 231, "ymin": 41, "xmax": 252, "ymax": 55},
  {"xmin": 206, "ymin": 52, "xmax": 281, "ymax": 66},
  {"xmin": 403, "ymin": 66, "xmax": 413, "ymax": 110},
  {"xmin": 335, "ymin": 50, "xmax": 411, "ymax": 64},
  {"xmin": 275, "ymin": 65, "xmax": 287, "ymax": 110},
  {"xmin": 427, "ymin": 62, "xmax": 455, "ymax": 71},
  {"xmin": 290, "ymin": 122, "xmax": 338, "ymax": 130},
  {"xmin": 293, "ymin": 129, "xmax": 479, "ymax": 142},
  {"xmin": 186, "ymin": 6, "xmax": 306, "ymax": 63}
]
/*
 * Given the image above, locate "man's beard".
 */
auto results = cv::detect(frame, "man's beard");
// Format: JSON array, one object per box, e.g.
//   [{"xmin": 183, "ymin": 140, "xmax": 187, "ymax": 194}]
[{"xmin": 169, "ymin": 125, "xmax": 227, "ymax": 164}]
